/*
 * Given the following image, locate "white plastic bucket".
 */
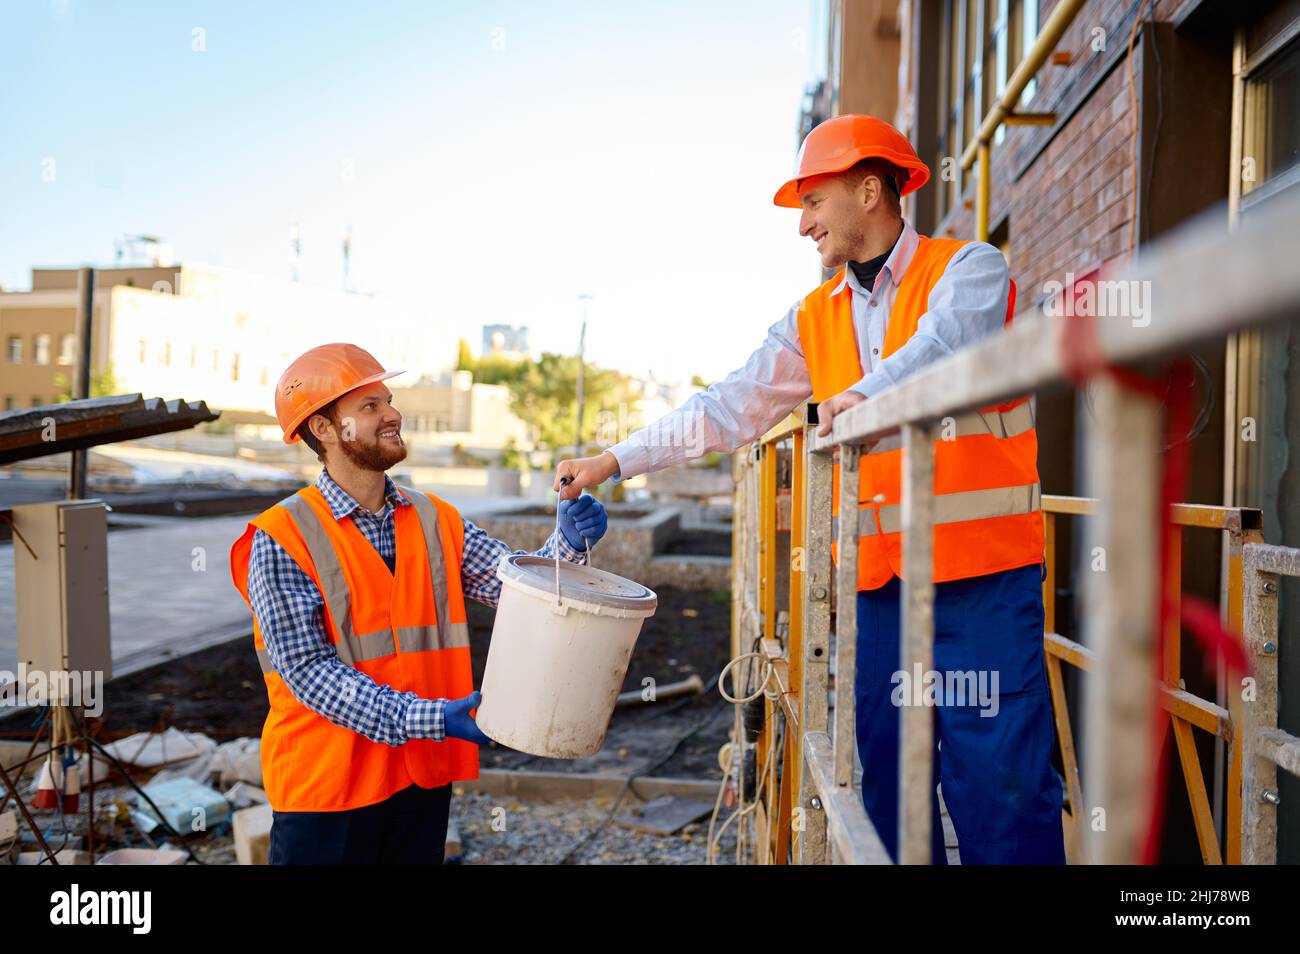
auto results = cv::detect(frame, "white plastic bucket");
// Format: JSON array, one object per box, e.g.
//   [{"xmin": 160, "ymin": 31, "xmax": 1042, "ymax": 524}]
[{"xmin": 476, "ymin": 554, "xmax": 658, "ymax": 758}]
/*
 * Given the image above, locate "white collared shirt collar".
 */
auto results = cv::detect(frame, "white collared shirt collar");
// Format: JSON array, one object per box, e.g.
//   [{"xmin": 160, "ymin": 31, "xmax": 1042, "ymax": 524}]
[{"xmin": 830, "ymin": 218, "xmax": 921, "ymax": 299}]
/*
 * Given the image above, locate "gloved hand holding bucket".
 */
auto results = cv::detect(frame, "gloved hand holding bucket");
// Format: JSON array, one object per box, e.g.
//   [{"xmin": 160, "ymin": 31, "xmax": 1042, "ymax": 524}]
[{"xmin": 473, "ymin": 485, "xmax": 657, "ymax": 758}]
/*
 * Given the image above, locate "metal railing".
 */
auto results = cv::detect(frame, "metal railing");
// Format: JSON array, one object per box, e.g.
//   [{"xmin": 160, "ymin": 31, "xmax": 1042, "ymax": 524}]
[{"xmin": 725, "ymin": 186, "xmax": 1300, "ymax": 864}]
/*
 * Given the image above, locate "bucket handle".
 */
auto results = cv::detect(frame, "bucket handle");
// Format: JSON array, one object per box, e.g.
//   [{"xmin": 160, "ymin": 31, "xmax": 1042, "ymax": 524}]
[{"xmin": 554, "ymin": 476, "xmax": 593, "ymax": 606}]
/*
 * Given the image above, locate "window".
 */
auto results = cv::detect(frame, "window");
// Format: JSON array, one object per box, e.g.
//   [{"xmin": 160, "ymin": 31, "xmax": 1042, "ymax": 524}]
[
  {"xmin": 58, "ymin": 333, "xmax": 75, "ymax": 365},
  {"xmin": 3, "ymin": 396, "xmax": 14, "ymax": 411},
  {"xmin": 231, "ymin": 353, "xmax": 240, "ymax": 381},
  {"xmin": 31, "ymin": 396, "xmax": 42, "ymax": 408},
  {"xmin": 1241, "ymin": 34, "xmax": 1300, "ymax": 211},
  {"xmin": 936, "ymin": 0, "xmax": 1040, "ymax": 223},
  {"xmin": 162, "ymin": 342, "xmax": 172, "ymax": 366},
  {"xmin": 7, "ymin": 336, "xmax": 22, "ymax": 363},
  {"xmin": 33, "ymin": 334, "xmax": 51, "ymax": 365},
  {"xmin": 190, "ymin": 346, "xmax": 197, "ymax": 369},
  {"xmin": 212, "ymin": 349, "xmax": 220, "ymax": 371},
  {"xmin": 138, "ymin": 339, "xmax": 147, "ymax": 363}
]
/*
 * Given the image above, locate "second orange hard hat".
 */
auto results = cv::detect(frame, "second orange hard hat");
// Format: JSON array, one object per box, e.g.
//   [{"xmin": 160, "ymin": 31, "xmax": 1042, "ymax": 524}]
[
  {"xmin": 274, "ymin": 343, "xmax": 403, "ymax": 444},
  {"xmin": 773, "ymin": 114, "xmax": 931, "ymax": 208}
]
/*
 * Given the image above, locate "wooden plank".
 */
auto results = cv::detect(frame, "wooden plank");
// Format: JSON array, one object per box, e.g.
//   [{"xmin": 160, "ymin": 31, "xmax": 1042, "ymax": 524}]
[
  {"xmin": 1082, "ymin": 378, "xmax": 1162, "ymax": 865},
  {"xmin": 899, "ymin": 423, "xmax": 936, "ymax": 865},
  {"xmin": 834, "ymin": 444, "xmax": 861, "ymax": 794},
  {"xmin": 1043, "ymin": 494, "xmax": 1259, "ymax": 531},
  {"xmin": 1171, "ymin": 714, "xmax": 1223, "ymax": 864},
  {"xmin": 804, "ymin": 732, "xmax": 892, "ymax": 864},
  {"xmin": 776, "ymin": 719, "xmax": 795, "ymax": 864},
  {"xmin": 1164, "ymin": 527, "xmax": 1182, "ymax": 686},
  {"xmin": 1045, "ymin": 632, "xmax": 1229, "ymax": 737},
  {"xmin": 789, "ymin": 426, "xmax": 807, "ymax": 720},
  {"xmin": 1227, "ymin": 526, "xmax": 1265, "ymax": 864},
  {"xmin": 760, "ymin": 443, "xmax": 776, "ymax": 645},
  {"xmin": 1046, "ymin": 653, "xmax": 1085, "ymax": 864},
  {"xmin": 1043, "ymin": 511, "xmax": 1057, "ymax": 634},
  {"xmin": 1258, "ymin": 727, "xmax": 1300, "ymax": 777},
  {"xmin": 796, "ymin": 446, "xmax": 834, "ymax": 864},
  {"xmin": 1240, "ymin": 544, "xmax": 1281, "ymax": 864}
]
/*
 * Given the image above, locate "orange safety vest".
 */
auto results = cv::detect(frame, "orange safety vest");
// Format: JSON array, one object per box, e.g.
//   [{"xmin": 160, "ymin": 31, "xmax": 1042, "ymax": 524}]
[
  {"xmin": 796, "ymin": 235, "xmax": 1044, "ymax": 591},
  {"xmin": 229, "ymin": 483, "xmax": 478, "ymax": 812}
]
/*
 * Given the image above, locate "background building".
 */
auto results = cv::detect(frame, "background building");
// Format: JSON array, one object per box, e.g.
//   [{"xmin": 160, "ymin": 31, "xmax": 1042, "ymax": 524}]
[{"xmin": 0, "ymin": 261, "xmax": 459, "ymax": 423}]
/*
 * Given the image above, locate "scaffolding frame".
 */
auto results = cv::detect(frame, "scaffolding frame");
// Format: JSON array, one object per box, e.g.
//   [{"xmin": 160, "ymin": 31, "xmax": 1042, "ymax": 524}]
[{"xmin": 729, "ymin": 185, "xmax": 1300, "ymax": 864}]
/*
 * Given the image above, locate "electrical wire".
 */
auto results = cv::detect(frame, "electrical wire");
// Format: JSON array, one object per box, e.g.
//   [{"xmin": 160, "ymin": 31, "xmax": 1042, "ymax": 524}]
[{"xmin": 66, "ymin": 707, "xmax": 209, "ymax": 864}]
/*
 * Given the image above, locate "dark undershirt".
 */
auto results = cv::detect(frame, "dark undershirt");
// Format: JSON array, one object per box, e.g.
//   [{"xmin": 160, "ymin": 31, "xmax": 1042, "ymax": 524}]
[{"xmin": 847, "ymin": 232, "xmax": 902, "ymax": 293}]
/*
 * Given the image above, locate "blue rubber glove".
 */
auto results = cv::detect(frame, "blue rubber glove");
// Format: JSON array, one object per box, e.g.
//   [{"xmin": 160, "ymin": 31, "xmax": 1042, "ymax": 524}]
[
  {"xmin": 557, "ymin": 492, "xmax": 608, "ymax": 551},
  {"xmin": 444, "ymin": 691, "xmax": 492, "ymax": 745}
]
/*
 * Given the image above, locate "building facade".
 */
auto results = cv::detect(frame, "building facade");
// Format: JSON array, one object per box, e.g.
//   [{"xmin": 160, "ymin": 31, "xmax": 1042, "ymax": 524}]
[
  {"xmin": 0, "ymin": 263, "xmax": 459, "ymax": 421},
  {"xmin": 808, "ymin": 0, "xmax": 1300, "ymax": 862}
]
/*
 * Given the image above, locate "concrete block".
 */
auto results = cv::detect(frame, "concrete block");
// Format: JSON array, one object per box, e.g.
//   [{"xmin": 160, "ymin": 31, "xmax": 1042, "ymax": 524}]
[{"xmin": 232, "ymin": 803, "xmax": 272, "ymax": 866}]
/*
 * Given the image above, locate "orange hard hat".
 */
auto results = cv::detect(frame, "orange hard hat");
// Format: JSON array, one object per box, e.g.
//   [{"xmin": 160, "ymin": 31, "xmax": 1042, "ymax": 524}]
[
  {"xmin": 773, "ymin": 114, "xmax": 931, "ymax": 208},
  {"xmin": 274, "ymin": 342, "xmax": 403, "ymax": 444}
]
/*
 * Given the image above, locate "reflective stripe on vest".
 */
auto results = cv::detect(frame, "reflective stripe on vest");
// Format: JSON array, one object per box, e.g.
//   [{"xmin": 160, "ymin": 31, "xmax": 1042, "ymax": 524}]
[
  {"xmin": 867, "ymin": 402, "xmax": 1035, "ymax": 455},
  {"xmin": 253, "ymin": 489, "xmax": 469, "ymax": 676},
  {"xmin": 795, "ymin": 233, "xmax": 1044, "ymax": 589},
  {"xmin": 833, "ymin": 481, "xmax": 1041, "ymax": 537}
]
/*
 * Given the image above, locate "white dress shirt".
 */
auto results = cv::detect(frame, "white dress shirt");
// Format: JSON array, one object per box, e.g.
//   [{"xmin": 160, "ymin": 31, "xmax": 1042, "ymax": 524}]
[{"xmin": 606, "ymin": 218, "xmax": 1012, "ymax": 480}]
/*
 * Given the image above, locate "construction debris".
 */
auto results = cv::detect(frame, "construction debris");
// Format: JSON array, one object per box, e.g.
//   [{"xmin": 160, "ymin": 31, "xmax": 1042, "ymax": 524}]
[
  {"xmin": 232, "ymin": 803, "xmax": 272, "ymax": 866},
  {"xmin": 613, "ymin": 795, "xmax": 714, "ymax": 835},
  {"xmin": 135, "ymin": 777, "xmax": 230, "ymax": 835},
  {"xmin": 444, "ymin": 819, "xmax": 463, "ymax": 861},
  {"xmin": 615, "ymin": 673, "xmax": 705, "ymax": 708},
  {"xmin": 18, "ymin": 849, "xmax": 91, "ymax": 865},
  {"xmin": 96, "ymin": 848, "xmax": 186, "ymax": 865},
  {"xmin": 223, "ymin": 781, "xmax": 267, "ymax": 810},
  {"xmin": 0, "ymin": 810, "xmax": 17, "ymax": 863}
]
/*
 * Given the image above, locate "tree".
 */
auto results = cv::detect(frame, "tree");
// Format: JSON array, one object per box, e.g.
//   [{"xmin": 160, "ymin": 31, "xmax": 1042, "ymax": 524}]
[
  {"xmin": 690, "ymin": 373, "xmax": 710, "ymax": 389},
  {"xmin": 54, "ymin": 362, "xmax": 119, "ymax": 402},
  {"xmin": 504, "ymin": 352, "xmax": 630, "ymax": 453},
  {"xmin": 470, "ymin": 354, "xmax": 527, "ymax": 386},
  {"xmin": 455, "ymin": 338, "xmax": 474, "ymax": 371}
]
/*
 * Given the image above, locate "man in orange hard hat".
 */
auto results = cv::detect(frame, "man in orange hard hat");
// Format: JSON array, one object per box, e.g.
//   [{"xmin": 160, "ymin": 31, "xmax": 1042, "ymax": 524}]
[
  {"xmin": 230, "ymin": 343, "xmax": 608, "ymax": 864},
  {"xmin": 554, "ymin": 114, "xmax": 1063, "ymax": 864}
]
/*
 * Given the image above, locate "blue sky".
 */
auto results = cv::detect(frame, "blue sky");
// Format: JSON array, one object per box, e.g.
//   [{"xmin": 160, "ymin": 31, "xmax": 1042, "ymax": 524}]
[{"xmin": 1, "ymin": 0, "xmax": 827, "ymax": 382}]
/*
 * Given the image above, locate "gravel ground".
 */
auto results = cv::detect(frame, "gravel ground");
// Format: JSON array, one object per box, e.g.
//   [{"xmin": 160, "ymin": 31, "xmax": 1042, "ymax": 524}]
[
  {"xmin": 449, "ymin": 789, "xmax": 737, "ymax": 865},
  {"xmin": 7, "ymin": 781, "xmax": 740, "ymax": 865},
  {"xmin": 2, "ymin": 586, "xmax": 735, "ymax": 784},
  {"xmin": 1, "ymin": 585, "xmax": 739, "ymax": 865}
]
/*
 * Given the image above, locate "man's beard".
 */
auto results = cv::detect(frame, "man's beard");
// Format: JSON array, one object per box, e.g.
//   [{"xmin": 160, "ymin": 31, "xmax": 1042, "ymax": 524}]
[{"xmin": 339, "ymin": 432, "xmax": 407, "ymax": 472}]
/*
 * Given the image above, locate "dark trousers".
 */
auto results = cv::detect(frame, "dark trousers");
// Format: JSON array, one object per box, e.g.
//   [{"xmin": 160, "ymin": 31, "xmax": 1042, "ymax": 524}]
[
  {"xmin": 855, "ymin": 564, "xmax": 1066, "ymax": 864},
  {"xmin": 269, "ymin": 782, "xmax": 452, "ymax": 865}
]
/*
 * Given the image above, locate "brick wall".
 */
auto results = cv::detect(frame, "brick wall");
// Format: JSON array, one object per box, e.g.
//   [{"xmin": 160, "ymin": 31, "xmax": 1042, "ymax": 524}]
[{"xmin": 929, "ymin": 0, "xmax": 1198, "ymax": 313}]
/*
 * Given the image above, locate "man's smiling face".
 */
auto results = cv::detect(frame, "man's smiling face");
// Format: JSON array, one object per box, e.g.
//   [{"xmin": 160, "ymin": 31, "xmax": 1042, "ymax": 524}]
[
  {"xmin": 327, "ymin": 382, "xmax": 406, "ymax": 472},
  {"xmin": 797, "ymin": 172, "xmax": 869, "ymax": 269}
]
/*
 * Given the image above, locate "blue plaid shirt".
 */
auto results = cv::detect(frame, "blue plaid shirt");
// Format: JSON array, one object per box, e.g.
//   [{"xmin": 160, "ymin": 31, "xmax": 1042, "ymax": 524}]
[{"xmin": 246, "ymin": 468, "xmax": 588, "ymax": 746}]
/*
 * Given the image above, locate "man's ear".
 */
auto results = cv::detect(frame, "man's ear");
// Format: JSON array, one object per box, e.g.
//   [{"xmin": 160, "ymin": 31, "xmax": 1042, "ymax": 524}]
[
  {"xmin": 309, "ymin": 412, "xmax": 335, "ymax": 446},
  {"xmin": 861, "ymin": 173, "xmax": 883, "ymax": 212}
]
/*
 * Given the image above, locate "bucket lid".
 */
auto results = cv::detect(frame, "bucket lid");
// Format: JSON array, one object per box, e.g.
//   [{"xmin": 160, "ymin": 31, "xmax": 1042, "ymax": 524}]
[{"xmin": 497, "ymin": 555, "xmax": 658, "ymax": 615}]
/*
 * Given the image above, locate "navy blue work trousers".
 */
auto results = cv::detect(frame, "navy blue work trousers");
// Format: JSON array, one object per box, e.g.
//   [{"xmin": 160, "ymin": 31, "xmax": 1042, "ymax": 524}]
[{"xmin": 854, "ymin": 564, "xmax": 1066, "ymax": 864}]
